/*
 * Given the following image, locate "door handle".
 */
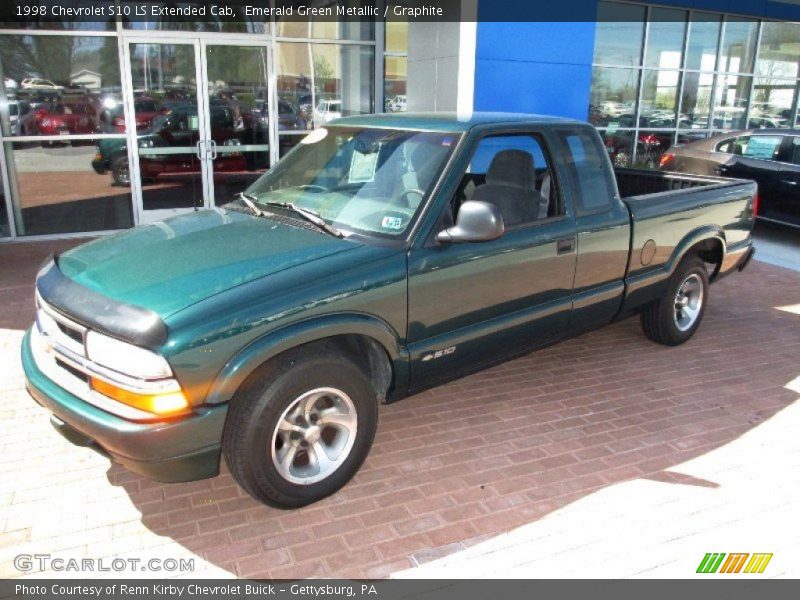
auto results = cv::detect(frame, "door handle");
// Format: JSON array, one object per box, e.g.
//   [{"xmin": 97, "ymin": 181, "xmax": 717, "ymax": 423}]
[
  {"xmin": 208, "ymin": 140, "xmax": 218, "ymax": 160},
  {"xmin": 195, "ymin": 140, "xmax": 204, "ymax": 160},
  {"xmin": 556, "ymin": 237, "xmax": 575, "ymax": 255}
]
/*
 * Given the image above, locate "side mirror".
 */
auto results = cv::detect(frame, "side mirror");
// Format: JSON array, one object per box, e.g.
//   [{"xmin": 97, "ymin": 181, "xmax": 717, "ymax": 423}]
[{"xmin": 436, "ymin": 200, "xmax": 504, "ymax": 244}]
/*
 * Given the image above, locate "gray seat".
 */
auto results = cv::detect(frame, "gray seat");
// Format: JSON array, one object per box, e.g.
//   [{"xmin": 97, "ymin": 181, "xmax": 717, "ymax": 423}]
[{"xmin": 471, "ymin": 149, "xmax": 546, "ymax": 227}]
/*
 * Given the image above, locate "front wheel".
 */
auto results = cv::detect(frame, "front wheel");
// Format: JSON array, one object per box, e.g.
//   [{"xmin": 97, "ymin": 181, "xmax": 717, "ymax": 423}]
[
  {"xmin": 111, "ymin": 156, "xmax": 131, "ymax": 186},
  {"xmin": 222, "ymin": 349, "xmax": 378, "ymax": 508},
  {"xmin": 641, "ymin": 254, "xmax": 709, "ymax": 346}
]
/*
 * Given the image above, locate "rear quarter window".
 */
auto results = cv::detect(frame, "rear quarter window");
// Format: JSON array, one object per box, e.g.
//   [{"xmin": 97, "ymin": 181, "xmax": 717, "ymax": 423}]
[
  {"xmin": 742, "ymin": 135, "xmax": 783, "ymax": 160},
  {"xmin": 556, "ymin": 129, "xmax": 615, "ymax": 214},
  {"xmin": 715, "ymin": 137, "xmax": 736, "ymax": 153}
]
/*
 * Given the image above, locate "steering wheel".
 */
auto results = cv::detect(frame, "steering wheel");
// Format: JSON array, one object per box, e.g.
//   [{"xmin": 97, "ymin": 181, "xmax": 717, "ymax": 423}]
[
  {"xmin": 296, "ymin": 184, "xmax": 329, "ymax": 193},
  {"xmin": 396, "ymin": 188, "xmax": 426, "ymax": 208}
]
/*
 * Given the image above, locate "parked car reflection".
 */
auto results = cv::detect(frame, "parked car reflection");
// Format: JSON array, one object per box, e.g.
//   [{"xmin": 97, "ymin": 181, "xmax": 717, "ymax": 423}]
[
  {"xmin": 18, "ymin": 101, "xmax": 96, "ymax": 140},
  {"xmin": 92, "ymin": 104, "xmax": 268, "ymax": 186},
  {"xmin": 660, "ymin": 129, "xmax": 800, "ymax": 228},
  {"xmin": 99, "ymin": 97, "xmax": 162, "ymax": 133}
]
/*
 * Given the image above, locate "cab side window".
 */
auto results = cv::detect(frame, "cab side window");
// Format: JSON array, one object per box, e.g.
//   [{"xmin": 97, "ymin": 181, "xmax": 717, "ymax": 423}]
[{"xmin": 452, "ymin": 134, "xmax": 561, "ymax": 229}]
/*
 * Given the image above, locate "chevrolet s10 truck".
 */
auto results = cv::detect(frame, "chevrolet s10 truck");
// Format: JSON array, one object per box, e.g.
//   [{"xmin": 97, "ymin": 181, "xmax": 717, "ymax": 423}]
[{"xmin": 22, "ymin": 113, "xmax": 757, "ymax": 508}]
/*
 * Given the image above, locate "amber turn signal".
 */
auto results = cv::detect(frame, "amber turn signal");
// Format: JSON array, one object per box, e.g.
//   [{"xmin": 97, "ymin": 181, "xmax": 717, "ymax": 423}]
[{"xmin": 90, "ymin": 377, "xmax": 189, "ymax": 417}]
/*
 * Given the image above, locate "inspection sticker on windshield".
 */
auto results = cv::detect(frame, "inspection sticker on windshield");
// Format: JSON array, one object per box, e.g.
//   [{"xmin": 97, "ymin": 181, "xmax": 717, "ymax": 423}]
[{"xmin": 381, "ymin": 216, "xmax": 404, "ymax": 230}]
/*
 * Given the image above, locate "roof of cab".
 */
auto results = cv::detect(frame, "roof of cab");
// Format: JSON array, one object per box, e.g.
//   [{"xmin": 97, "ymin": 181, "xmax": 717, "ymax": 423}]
[{"xmin": 330, "ymin": 111, "xmax": 584, "ymax": 133}]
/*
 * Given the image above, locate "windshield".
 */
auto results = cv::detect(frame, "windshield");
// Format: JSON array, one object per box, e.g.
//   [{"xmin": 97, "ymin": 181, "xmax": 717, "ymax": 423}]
[
  {"xmin": 135, "ymin": 101, "xmax": 159, "ymax": 112},
  {"xmin": 245, "ymin": 126, "xmax": 459, "ymax": 238}
]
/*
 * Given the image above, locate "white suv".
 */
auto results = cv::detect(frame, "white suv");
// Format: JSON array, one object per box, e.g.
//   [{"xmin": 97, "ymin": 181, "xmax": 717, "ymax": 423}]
[{"xmin": 20, "ymin": 78, "xmax": 63, "ymax": 91}]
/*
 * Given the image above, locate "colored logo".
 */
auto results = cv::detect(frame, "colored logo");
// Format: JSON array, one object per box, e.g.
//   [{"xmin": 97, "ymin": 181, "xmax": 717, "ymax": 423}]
[{"xmin": 696, "ymin": 553, "xmax": 773, "ymax": 574}]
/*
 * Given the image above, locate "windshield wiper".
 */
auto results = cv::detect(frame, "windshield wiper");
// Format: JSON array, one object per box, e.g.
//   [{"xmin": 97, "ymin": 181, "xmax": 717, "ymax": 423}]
[
  {"xmin": 236, "ymin": 192, "xmax": 265, "ymax": 217},
  {"xmin": 260, "ymin": 200, "xmax": 344, "ymax": 238}
]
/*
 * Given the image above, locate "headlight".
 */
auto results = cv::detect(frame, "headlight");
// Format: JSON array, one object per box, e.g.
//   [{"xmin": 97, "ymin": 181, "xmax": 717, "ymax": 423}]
[
  {"xmin": 85, "ymin": 330, "xmax": 172, "ymax": 379},
  {"xmin": 138, "ymin": 138, "xmax": 154, "ymax": 148},
  {"xmin": 85, "ymin": 331, "xmax": 188, "ymax": 417}
]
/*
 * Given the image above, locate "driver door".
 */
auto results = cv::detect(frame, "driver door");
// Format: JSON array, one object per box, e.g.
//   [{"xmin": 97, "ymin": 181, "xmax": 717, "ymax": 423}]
[{"xmin": 407, "ymin": 131, "xmax": 577, "ymax": 391}]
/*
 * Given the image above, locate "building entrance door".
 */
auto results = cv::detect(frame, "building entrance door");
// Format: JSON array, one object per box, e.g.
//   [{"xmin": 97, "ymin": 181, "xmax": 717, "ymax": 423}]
[{"xmin": 123, "ymin": 38, "xmax": 273, "ymax": 224}]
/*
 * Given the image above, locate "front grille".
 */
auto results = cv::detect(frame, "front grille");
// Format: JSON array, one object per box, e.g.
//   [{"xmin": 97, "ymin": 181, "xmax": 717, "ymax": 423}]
[
  {"xmin": 56, "ymin": 320, "xmax": 84, "ymax": 345},
  {"xmin": 35, "ymin": 295, "xmax": 87, "ymax": 358},
  {"xmin": 55, "ymin": 358, "xmax": 88, "ymax": 383}
]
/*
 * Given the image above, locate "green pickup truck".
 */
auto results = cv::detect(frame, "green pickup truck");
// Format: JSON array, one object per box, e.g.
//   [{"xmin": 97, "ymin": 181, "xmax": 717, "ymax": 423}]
[{"xmin": 22, "ymin": 113, "xmax": 757, "ymax": 508}]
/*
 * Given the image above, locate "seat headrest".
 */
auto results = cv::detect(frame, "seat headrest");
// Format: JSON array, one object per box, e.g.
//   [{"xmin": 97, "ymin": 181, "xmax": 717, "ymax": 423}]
[
  {"xmin": 486, "ymin": 149, "xmax": 535, "ymax": 190},
  {"xmin": 409, "ymin": 142, "xmax": 449, "ymax": 183}
]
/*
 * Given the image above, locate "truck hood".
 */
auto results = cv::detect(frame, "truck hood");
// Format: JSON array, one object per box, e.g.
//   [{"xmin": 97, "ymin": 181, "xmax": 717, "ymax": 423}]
[{"xmin": 57, "ymin": 209, "xmax": 360, "ymax": 317}]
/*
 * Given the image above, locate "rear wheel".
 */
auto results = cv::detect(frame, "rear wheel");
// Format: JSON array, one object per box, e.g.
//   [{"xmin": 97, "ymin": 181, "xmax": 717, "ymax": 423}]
[
  {"xmin": 641, "ymin": 254, "xmax": 709, "ymax": 346},
  {"xmin": 222, "ymin": 348, "xmax": 378, "ymax": 508}
]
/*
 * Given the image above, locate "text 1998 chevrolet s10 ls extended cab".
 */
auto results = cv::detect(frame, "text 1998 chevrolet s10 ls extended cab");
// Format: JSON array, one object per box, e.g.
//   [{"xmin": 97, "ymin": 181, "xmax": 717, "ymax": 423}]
[{"xmin": 22, "ymin": 113, "xmax": 757, "ymax": 507}]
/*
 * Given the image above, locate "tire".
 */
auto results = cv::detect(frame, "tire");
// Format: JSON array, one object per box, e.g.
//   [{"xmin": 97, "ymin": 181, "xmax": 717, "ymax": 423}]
[
  {"xmin": 222, "ymin": 348, "xmax": 378, "ymax": 508},
  {"xmin": 641, "ymin": 254, "xmax": 709, "ymax": 346},
  {"xmin": 111, "ymin": 156, "xmax": 131, "ymax": 186}
]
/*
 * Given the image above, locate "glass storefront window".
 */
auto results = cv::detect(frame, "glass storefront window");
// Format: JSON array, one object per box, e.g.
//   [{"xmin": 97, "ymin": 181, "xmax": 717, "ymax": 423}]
[
  {"xmin": 685, "ymin": 13, "xmax": 721, "ymax": 72},
  {"xmin": 124, "ymin": 20, "xmax": 267, "ymax": 34},
  {"xmin": 275, "ymin": 1, "xmax": 374, "ymax": 41},
  {"xmin": 598, "ymin": 129, "xmax": 635, "ymax": 167},
  {"xmin": 593, "ymin": 2, "xmax": 646, "ymax": 67},
  {"xmin": 277, "ymin": 42, "xmax": 374, "ymax": 131},
  {"xmin": 278, "ymin": 134, "xmax": 303, "ymax": 159},
  {"xmin": 640, "ymin": 70, "xmax": 680, "ymax": 127},
  {"xmin": 6, "ymin": 140, "xmax": 133, "ymax": 236},
  {"xmin": 712, "ymin": 73, "xmax": 751, "ymax": 130},
  {"xmin": 680, "ymin": 71, "xmax": 714, "ymax": 129},
  {"xmin": 589, "ymin": 67, "xmax": 639, "ymax": 127},
  {"xmin": 205, "ymin": 44, "xmax": 272, "ymax": 204},
  {"xmin": 637, "ymin": 130, "xmax": 675, "ymax": 168},
  {"xmin": 384, "ymin": 56, "xmax": 406, "ymax": 112},
  {"xmin": 644, "ymin": 9, "xmax": 687, "ymax": 70},
  {"xmin": 385, "ymin": 9, "xmax": 408, "ymax": 53},
  {"xmin": 0, "ymin": 35, "xmax": 121, "ymax": 137},
  {"xmin": 677, "ymin": 130, "xmax": 710, "ymax": 146},
  {"xmin": 719, "ymin": 18, "xmax": 757, "ymax": 74},
  {"xmin": 121, "ymin": 1, "xmax": 266, "ymax": 33},
  {"xmin": 384, "ymin": 4, "xmax": 408, "ymax": 113},
  {"xmin": 312, "ymin": 44, "xmax": 373, "ymax": 127},
  {"xmin": 592, "ymin": 2, "xmax": 800, "ymax": 168},
  {"xmin": 750, "ymin": 78, "xmax": 798, "ymax": 128},
  {"xmin": 757, "ymin": 22, "xmax": 800, "ymax": 79}
]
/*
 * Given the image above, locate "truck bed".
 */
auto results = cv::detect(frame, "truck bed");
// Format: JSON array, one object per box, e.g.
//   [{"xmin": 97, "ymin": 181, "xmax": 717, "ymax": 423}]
[
  {"xmin": 613, "ymin": 167, "xmax": 757, "ymax": 313},
  {"xmin": 614, "ymin": 167, "xmax": 731, "ymax": 198}
]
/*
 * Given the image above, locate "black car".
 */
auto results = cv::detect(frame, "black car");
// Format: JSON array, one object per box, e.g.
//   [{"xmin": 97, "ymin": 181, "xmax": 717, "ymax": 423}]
[{"xmin": 661, "ymin": 129, "xmax": 800, "ymax": 228}]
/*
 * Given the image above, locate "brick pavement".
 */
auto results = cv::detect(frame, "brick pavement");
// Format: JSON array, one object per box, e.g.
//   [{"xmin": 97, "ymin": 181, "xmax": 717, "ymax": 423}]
[{"xmin": 1, "ymin": 239, "xmax": 798, "ymax": 579}]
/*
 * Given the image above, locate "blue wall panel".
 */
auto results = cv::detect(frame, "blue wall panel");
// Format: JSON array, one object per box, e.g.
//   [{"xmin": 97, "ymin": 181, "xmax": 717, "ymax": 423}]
[
  {"xmin": 474, "ymin": 14, "xmax": 598, "ymax": 119},
  {"xmin": 474, "ymin": 57, "xmax": 595, "ymax": 120}
]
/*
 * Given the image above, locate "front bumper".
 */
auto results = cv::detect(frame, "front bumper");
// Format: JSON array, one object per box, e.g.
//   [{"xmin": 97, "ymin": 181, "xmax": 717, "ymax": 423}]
[{"xmin": 21, "ymin": 330, "xmax": 227, "ymax": 483}]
